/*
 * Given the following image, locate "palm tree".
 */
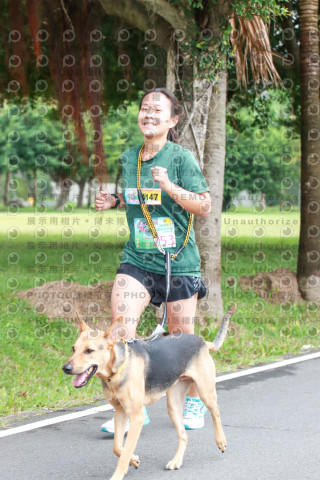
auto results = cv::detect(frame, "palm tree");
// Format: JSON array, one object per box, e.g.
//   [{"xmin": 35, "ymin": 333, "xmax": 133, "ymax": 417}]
[
  {"xmin": 297, "ymin": 0, "xmax": 320, "ymax": 302},
  {"xmin": 197, "ymin": 9, "xmax": 282, "ymax": 318}
]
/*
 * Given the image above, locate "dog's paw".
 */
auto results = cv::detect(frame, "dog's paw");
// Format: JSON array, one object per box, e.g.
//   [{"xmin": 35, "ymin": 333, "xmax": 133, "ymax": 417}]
[
  {"xmin": 216, "ymin": 437, "xmax": 227, "ymax": 453},
  {"xmin": 130, "ymin": 454, "xmax": 140, "ymax": 469},
  {"xmin": 165, "ymin": 458, "xmax": 183, "ymax": 470}
]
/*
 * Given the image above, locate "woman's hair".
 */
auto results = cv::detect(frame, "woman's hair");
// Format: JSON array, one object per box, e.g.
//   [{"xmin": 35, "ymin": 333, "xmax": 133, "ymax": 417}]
[{"xmin": 139, "ymin": 87, "xmax": 181, "ymax": 144}]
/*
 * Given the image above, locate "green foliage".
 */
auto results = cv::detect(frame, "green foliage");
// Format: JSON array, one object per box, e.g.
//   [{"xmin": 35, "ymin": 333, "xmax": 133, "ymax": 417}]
[
  {"xmin": 106, "ymin": 100, "xmax": 144, "ymax": 175},
  {"xmin": 0, "ymin": 101, "xmax": 67, "ymax": 173},
  {"xmin": 0, "ymin": 87, "xmax": 300, "ymax": 209},
  {"xmin": 0, "ymin": 98, "xmax": 145, "ymax": 204},
  {"xmin": 188, "ymin": 0, "xmax": 204, "ymax": 8},
  {"xmin": 224, "ymin": 87, "xmax": 300, "ymax": 208},
  {"xmin": 99, "ymin": 17, "xmax": 167, "ymax": 107},
  {"xmin": 231, "ymin": 0, "xmax": 290, "ymax": 20}
]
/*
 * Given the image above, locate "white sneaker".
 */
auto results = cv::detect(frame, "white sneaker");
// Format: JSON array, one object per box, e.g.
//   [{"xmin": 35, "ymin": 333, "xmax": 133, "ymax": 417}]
[
  {"xmin": 183, "ymin": 396, "xmax": 207, "ymax": 430},
  {"xmin": 101, "ymin": 406, "xmax": 150, "ymax": 434},
  {"xmin": 101, "ymin": 417, "xmax": 129, "ymax": 434}
]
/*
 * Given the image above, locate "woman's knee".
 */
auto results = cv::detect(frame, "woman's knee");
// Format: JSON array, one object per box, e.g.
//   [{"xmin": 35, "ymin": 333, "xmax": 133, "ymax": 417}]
[
  {"xmin": 167, "ymin": 294, "xmax": 197, "ymax": 334},
  {"xmin": 111, "ymin": 273, "xmax": 151, "ymax": 324}
]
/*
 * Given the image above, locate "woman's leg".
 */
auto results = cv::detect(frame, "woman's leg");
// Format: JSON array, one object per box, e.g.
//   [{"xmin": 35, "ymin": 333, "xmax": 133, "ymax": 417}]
[
  {"xmin": 101, "ymin": 273, "xmax": 152, "ymax": 432},
  {"xmin": 167, "ymin": 293, "xmax": 199, "ymax": 397},
  {"xmin": 111, "ymin": 273, "xmax": 151, "ymax": 339}
]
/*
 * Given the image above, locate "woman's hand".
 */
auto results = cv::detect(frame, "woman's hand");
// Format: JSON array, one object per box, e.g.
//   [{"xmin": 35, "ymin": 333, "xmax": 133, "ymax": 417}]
[
  {"xmin": 151, "ymin": 166, "xmax": 171, "ymax": 191},
  {"xmin": 95, "ymin": 190, "xmax": 116, "ymax": 211}
]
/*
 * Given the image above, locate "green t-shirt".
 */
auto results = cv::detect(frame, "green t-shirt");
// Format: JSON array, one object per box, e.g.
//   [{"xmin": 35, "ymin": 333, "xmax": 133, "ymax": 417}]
[{"xmin": 120, "ymin": 140, "xmax": 209, "ymax": 276}]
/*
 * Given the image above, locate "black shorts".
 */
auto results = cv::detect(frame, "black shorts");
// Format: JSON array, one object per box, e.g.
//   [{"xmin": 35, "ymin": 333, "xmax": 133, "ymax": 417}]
[{"xmin": 116, "ymin": 262, "xmax": 207, "ymax": 308}]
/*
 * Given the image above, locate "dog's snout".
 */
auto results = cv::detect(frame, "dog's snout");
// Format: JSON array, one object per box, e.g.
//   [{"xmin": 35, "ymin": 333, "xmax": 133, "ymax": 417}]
[{"xmin": 62, "ymin": 363, "xmax": 73, "ymax": 374}]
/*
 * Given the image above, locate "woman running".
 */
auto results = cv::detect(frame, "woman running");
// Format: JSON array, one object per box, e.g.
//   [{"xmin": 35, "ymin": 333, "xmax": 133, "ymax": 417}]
[{"xmin": 95, "ymin": 87, "xmax": 211, "ymax": 432}]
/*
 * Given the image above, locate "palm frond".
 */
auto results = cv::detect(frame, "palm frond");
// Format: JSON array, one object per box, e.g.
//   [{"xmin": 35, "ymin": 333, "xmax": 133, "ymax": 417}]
[{"xmin": 229, "ymin": 13, "xmax": 282, "ymax": 87}]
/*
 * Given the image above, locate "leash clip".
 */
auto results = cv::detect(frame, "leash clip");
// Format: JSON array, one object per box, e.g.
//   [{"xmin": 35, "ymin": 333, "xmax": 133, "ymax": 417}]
[
  {"xmin": 137, "ymin": 188, "xmax": 145, "ymax": 205},
  {"xmin": 154, "ymin": 236, "xmax": 166, "ymax": 255},
  {"xmin": 144, "ymin": 324, "xmax": 166, "ymax": 342}
]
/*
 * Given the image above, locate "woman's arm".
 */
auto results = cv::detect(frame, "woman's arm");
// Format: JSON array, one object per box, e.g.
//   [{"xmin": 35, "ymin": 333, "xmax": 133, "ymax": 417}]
[
  {"xmin": 151, "ymin": 166, "xmax": 211, "ymax": 217},
  {"xmin": 95, "ymin": 191, "xmax": 126, "ymax": 211}
]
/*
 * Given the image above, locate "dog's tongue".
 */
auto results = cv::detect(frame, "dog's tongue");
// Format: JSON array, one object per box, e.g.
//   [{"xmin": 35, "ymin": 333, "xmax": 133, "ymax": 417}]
[{"xmin": 72, "ymin": 371, "xmax": 89, "ymax": 388}]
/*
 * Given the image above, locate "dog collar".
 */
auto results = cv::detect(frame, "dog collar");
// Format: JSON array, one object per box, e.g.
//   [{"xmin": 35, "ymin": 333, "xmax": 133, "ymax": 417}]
[{"xmin": 106, "ymin": 339, "xmax": 128, "ymax": 383}]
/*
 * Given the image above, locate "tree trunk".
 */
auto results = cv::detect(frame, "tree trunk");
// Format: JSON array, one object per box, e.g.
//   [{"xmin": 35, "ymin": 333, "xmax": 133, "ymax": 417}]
[
  {"xmin": 297, "ymin": 0, "xmax": 320, "ymax": 302},
  {"xmin": 4, "ymin": 171, "xmax": 10, "ymax": 205},
  {"xmin": 177, "ymin": 72, "xmax": 213, "ymax": 166},
  {"xmin": 115, "ymin": 167, "xmax": 121, "ymax": 194},
  {"xmin": 169, "ymin": 67, "xmax": 223, "ymax": 319},
  {"xmin": 176, "ymin": 76, "xmax": 225, "ymax": 319},
  {"xmin": 87, "ymin": 179, "xmax": 93, "ymax": 209},
  {"xmin": 55, "ymin": 177, "xmax": 70, "ymax": 210},
  {"xmin": 194, "ymin": 67, "xmax": 227, "ymax": 320},
  {"xmin": 176, "ymin": 2, "xmax": 231, "ymax": 319},
  {"xmin": 77, "ymin": 180, "xmax": 85, "ymax": 209},
  {"xmin": 166, "ymin": 42, "xmax": 175, "ymax": 92},
  {"xmin": 33, "ymin": 169, "xmax": 37, "ymax": 207}
]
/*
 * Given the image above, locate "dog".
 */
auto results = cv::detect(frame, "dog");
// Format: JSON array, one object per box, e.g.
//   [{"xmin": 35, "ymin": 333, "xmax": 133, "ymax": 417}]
[{"xmin": 62, "ymin": 304, "xmax": 236, "ymax": 480}]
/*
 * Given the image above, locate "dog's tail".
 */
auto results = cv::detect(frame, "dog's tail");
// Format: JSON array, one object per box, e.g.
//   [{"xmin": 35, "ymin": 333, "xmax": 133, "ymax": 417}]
[{"xmin": 206, "ymin": 303, "xmax": 237, "ymax": 352}]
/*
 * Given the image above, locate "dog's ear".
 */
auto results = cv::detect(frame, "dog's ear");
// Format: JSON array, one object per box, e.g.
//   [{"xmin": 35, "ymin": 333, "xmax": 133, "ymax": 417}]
[
  {"xmin": 103, "ymin": 316, "xmax": 127, "ymax": 341},
  {"xmin": 76, "ymin": 311, "xmax": 89, "ymax": 332}
]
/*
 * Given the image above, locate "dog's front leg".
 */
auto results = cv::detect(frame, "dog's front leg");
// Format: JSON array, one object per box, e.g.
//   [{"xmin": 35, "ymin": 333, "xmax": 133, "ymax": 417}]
[
  {"xmin": 109, "ymin": 409, "xmax": 144, "ymax": 480},
  {"xmin": 113, "ymin": 408, "xmax": 140, "ymax": 469},
  {"xmin": 113, "ymin": 407, "xmax": 127, "ymax": 458}
]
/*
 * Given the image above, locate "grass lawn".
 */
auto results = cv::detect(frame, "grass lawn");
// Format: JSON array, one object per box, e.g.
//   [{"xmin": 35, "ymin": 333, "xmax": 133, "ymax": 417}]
[{"xmin": 0, "ymin": 205, "xmax": 319, "ymax": 422}]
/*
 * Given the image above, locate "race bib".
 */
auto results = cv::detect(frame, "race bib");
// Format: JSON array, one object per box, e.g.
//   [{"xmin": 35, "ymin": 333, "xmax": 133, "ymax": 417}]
[
  {"xmin": 134, "ymin": 217, "xmax": 176, "ymax": 250},
  {"xmin": 125, "ymin": 188, "xmax": 161, "ymax": 205}
]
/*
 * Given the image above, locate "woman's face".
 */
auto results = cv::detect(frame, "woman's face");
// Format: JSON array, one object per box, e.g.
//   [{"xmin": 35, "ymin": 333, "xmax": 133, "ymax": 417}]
[{"xmin": 138, "ymin": 92, "xmax": 178, "ymax": 140}]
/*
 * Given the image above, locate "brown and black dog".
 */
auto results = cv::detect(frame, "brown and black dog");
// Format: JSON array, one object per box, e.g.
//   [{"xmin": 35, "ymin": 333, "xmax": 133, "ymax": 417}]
[{"xmin": 62, "ymin": 304, "xmax": 236, "ymax": 480}]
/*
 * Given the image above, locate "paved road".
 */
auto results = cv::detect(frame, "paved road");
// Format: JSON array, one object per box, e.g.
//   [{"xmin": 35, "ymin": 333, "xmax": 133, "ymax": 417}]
[{"xmin": 1, "ymin": 357, "xmax": 320, "ymax": 480}]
